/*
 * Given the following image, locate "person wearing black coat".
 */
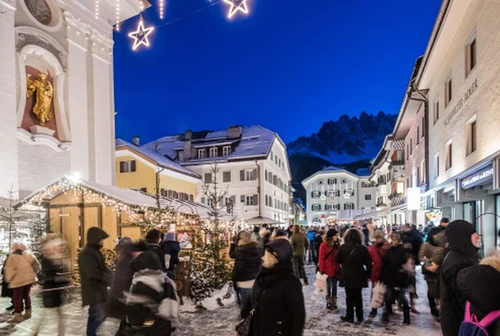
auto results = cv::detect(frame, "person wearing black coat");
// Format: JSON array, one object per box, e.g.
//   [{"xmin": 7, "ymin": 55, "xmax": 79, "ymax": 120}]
[
  {"xmin": 401, "ymin": 224, "xmax": 423, "ymax": 262},
  {"xmin": 457, "ymin": 252, "xmax": 500, "ymax": 335},
  {"xmin": 380, "ymin": 232, "xmax": 412, "ymax": 325},
  {"xmin": 162, "ymin": 232, "xmax": 181, "ymax": 280},
  {"xmin": 241, "ymin": 239, "xmax": 305, "ymax": 336},
  {"xmin": 335, "ymin": 229, "xmax": 372, "ymax": 323},
  {"xmin": 78, "ymin": 227, "xmax": 113, "ymax": 336},
  {"xmin": 146, "ymin": 229, "xmax": 167, "ymax": 273},
  {"xmin": 230, "ymin": 231, "xmax": 262, "ymax": 312},
  {"xmin": 439, "ymin": 220, "xmax": 479, "ymax": 336}
]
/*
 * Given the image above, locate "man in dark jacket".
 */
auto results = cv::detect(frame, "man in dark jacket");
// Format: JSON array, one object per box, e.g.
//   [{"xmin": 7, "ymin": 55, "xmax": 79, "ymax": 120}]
[
  {"xmin": 78, "ymin": 227, "xmax": 113, "ymax": 336},
  {"xmin": 439, "ymin": 220, "xmax": 479, "ymax": 336},
  {"xmin": 146, "ymin": 229, "xmax": 166, "ymax": 272},
  {"xmin": 162, "ymin": 232, "xmax": 180, "ymax": 280}
]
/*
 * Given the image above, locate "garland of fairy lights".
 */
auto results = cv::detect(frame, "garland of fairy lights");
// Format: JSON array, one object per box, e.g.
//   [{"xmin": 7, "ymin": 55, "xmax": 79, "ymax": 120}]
[
  {"xmin": 22, "ymin": 177, "xmax": 202, "ymax": 226},
  {"xmin": 111, "ymin": 0, "xmax": 250, "ymax": 51}
]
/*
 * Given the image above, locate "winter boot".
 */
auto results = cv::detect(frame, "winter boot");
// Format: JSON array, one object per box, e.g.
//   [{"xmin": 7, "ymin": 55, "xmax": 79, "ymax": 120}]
[
  {"xmin": 331, "ymin": 297, "xmax": 338, "ymax": 311},
  {"xmin": 403, "ymin": 309, "xmax": 411, "ymax": 325},
  {"xmin": 340, "ymin": 315, "xmax": 354, "ymax": 323},
  {"xmin": 356, "ymin": 309, "xmax": 364, "ymax": 324},
  {"xmin": 381, "ymin": 313, "xmax": 389, "ymax": 323},
  {"xmin": 326, "ymin": 296, "xmax": 332, "ymax": 310},
  {"xmin": 24, "ymin": 309, "xmax": 32, "ymax": 319},
  {"xmin": 5, "ymin": 305, "xmax": 14, "ymax": 311},
  {"xmin": 8, "ymin": 313, "xmax": 23, "ymax": 324},
  {"xmin": 369, "ymin": 308, "xmax": 377, "ymax": 318}
]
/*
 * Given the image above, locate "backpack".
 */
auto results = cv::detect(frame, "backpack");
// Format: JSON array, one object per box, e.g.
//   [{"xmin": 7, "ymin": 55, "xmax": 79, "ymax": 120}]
[{"xmin": 458, "ymin": 302, "xmax": 500, "ymax": 336}]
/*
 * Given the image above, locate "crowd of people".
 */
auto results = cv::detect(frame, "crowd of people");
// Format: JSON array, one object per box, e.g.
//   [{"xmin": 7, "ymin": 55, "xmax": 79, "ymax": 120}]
[
  {"xmin": 1, "ymin": 218, "xmax": 499, "ymax": 335},
  {"xmin": 229, "ymin": 219, "xmax": 500, "ymax": 335}
]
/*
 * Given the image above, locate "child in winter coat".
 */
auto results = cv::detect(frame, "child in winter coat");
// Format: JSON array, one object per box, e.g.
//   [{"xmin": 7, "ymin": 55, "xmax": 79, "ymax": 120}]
[
  {"xmin": 116, "ymin": 250, "xmax": 179, "ymax": 336},
  {"xmin": 318, "ymin": 229, "xmax": 340, "ymax": 310}
]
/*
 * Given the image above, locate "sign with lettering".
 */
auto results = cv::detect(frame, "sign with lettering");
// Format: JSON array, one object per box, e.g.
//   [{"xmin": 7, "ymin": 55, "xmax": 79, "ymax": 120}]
[
  {"xmin": 444, "ymin": 79, "xmax": 478, "ymax": 127},
  {"xmin": 461, "ymin": 164, "xmax": 494, "ymax": 190}
]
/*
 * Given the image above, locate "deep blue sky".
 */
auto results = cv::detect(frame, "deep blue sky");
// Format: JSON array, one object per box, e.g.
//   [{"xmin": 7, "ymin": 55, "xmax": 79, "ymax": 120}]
[{"xmin": 113, "ymin": 0, "xmax": 441, "ymax": 144}]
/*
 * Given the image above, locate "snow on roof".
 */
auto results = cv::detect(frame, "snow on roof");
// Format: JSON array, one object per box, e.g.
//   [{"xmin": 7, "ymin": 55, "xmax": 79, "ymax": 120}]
[
  {"xmin": 116, "ymin": 139, "xmax": 200, "ymax": 178},
  {"xmin": 321, "ymin": 166, "xmax": 342, "ymax": 172},
  {"xmin": 141, "ymin": 125, "xmax": 278, "ymax": 164}
]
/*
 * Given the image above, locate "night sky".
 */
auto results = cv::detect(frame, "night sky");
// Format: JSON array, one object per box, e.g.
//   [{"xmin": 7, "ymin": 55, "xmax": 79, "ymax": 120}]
[{"xmin": 113, "ymin": 0, "xmax": 441, "ymax": 145}]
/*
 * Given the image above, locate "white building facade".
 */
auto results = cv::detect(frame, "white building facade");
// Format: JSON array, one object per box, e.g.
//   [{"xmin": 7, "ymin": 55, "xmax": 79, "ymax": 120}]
[
  {"xmin": 141, "ymin": 126, "xmax": 292, "ymax": 225},
  {"xmin": 302, "ymin": 167, "xmax": 376, "ymax": 225},
  {"xmin": 0, "ymin": 0, "xmax": 142, "ymax": 199},
  {"xmin": 416, "ymin": 0, "xmax": 500, "ymax": 253}
]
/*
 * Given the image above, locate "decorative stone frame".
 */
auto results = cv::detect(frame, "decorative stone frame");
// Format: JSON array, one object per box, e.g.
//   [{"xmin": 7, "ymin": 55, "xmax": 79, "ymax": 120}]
[
  {"xmin": 18, "ymin": 0, "xmax": 64, "ymax": 32},
  {"xmin": 15, "ymin": 26, "xmax": 71, "ymax": 152}
]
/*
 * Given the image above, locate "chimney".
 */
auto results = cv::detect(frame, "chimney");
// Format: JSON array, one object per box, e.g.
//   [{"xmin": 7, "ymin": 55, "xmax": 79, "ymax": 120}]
[
  {"xmin": 227, "ymin": 125, "xmax": 243, "ymax": 139},
  {"xmin": 183, "ymin": 130, "xmax": 193, "ymax": 161},
  {"xmin": 132, "ymin": 136, "xmax": 140, "ymax": 146}
]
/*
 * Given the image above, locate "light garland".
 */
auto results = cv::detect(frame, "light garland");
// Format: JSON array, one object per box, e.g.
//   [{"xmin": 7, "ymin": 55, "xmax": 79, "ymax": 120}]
[
  {"xmin": 115, "ymin": 0, "xmax": 120, "ymax": 31},
  {"xmin": 223, "ymin": 0, "xmax": 248, "ymax": 19},
  {"xmin": 94, "ymin": 0, "xmax": 99, "ymax": 20},
  {"xmin": 159, "ymin": 0, "xmax": 165, "ymax": 19},
  {"xmin": 128, "ymin": 16, "xmax": 154, "ymax": 51}
]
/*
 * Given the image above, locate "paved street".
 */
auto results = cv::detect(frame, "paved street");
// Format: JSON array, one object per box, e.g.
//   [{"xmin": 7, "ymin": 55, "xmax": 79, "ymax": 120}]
[{"xmin": 0, "ymin": 266, "xmax": 441, "ymax": 336}]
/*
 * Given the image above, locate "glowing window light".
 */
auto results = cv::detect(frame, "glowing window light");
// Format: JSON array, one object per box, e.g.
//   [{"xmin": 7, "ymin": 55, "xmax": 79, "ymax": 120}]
[{"xmin": 223, "ymin": 0, "xmax": 248, "ymax": 19}]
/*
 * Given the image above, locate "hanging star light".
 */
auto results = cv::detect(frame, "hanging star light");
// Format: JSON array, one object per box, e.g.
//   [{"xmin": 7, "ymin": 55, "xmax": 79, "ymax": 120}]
[
  {"xmin": 223, "ymin": 0, "xmax": 248, "ymax": 19},
  {"xmin": 128, "ymin": 17, "xmax": 154, "ymax": 51}
]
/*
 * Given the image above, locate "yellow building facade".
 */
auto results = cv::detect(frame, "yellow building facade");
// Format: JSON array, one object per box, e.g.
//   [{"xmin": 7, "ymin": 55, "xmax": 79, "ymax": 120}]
[{"xmin": 115, "ymin": 140, "xmax": 200, "ymax": 201}]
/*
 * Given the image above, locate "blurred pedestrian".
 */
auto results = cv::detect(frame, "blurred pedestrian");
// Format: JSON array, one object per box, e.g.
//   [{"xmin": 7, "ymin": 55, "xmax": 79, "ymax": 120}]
[
  {"xmin": 290, "ymin": 225, "xmax": 309, "ymax": 285},
  {"xmin": 4, "ymin": 242, "xmax": 40, "ymax": 323},
  {"xmin": 78, "ymin": 227, "xmax": 113, "ymax": 336},
  {"xmin": 162, "ymin": 232, "xmax": 180, "ymax": 280}
]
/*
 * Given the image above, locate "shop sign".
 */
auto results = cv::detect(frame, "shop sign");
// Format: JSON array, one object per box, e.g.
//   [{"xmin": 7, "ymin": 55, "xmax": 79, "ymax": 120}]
[
  {"xmin": 461, "ymin": 165, "xmax": 494, "ymax": 190},
  {"xmin": 407, "ymin": 187, "xmax": 421, "ymax": 211},
  {"xmin": 444, "ymin": 79, "xmax": 478, "ymax": 127}
]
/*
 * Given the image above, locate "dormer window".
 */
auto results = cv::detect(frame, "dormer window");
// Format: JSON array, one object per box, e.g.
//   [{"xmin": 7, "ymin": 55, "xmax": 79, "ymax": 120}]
[
  {"xmin": 328, "ymin": 178, "xmax": 337, "ymax": 185},
  {"xmin": 198, "ymin": 149, "xmax": 206, "ymax": 158},
  {"xmin": 223, "ymin": 146, "xmax": 231, "ymax": 156},
  {"xmin": 209, "ymin": 147, "xmax": 217, "ymax": 158}
]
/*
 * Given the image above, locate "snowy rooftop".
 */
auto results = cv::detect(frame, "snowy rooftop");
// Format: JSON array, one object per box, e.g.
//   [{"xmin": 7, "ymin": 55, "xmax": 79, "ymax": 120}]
[
  {"xmin": 320, "ymin": 166, "xmax": 342, "ymax": 172},
  {"xmin": 116, "ymin": 139, "xmax": 200, "ymax": 178},
  {"xmin": 141, "ymin": 125, "xmax": 280, "ymax": 165}
]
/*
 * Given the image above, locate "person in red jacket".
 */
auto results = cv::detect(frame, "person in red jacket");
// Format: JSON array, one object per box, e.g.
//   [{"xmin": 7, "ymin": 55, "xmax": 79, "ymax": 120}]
[
  {"xmin": 318, "ymin": 229, "xmax": 341, "ymax": 310},
  {"xmin": 368, "ymin": 231, "xmax": 389, "ymax": 317}
]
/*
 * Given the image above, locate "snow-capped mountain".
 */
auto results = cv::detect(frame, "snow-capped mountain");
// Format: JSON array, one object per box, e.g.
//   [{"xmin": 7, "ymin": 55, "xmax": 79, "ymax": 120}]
[{"xmin": 288, "ymin": 111, "xmax": 397, "ymax": 163}]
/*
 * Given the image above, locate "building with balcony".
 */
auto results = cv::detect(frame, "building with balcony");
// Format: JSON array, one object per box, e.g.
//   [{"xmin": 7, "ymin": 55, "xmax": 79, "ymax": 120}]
[
  {"xmin": 138, "ymin": 125, "xmax": 292, "ymax": 225},
  {"xmin": 414, "ymin": 0, "xmax": 500, "ymax": 253},
  {"xmin": 302, "ymin": 166, "xmax": 376, "ymax": 225}
]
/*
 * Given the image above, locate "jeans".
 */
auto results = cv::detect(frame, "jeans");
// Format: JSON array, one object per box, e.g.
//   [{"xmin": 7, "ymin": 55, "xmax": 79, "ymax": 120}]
[
  {"xmin": 236, "ymin": 287, "xmax": 252, "ymax": 309},
  {"xmin": 13, "ymin": 284, "xmax": 31, "ymax": 313},
  {"xmin": 326, "ymin": 276, "xmax": 338, "ymax": 297},
  {"xmin": 308, "ymin": 242, "xmax": 317, "ymax": 263},
  {"xmin": 345, "ymin": 288, "xmax": 363, "ymax": 321},
  {"xmin": 293, "ymin": 256, "xmax": 307, "ymax": 282},
  {"xmin": 87, "ymin": 304, "xmax": 106, "ymax": 336},
  {"xmin": 385, "ymin": 287, "xmax": 409, "ymax": 313}
]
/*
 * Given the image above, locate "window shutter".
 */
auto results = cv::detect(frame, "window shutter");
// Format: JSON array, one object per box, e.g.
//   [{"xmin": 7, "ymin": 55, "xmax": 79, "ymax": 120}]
[
  {"xmin": 253, "ymin": 195, "xmax": 258, "ymax": 205},
  {"xmin": 311, "ymin": 191, "xmax": 314, "ymax": 198},
  {"xmin": 252, "ymin": 169, "xmax": 257, "ymax": 180},
  {"xmin": 265, "ymin": 170, "xmax": 267, "ymax": 181},
  {"xmin": 240, "ymin": 170, "xmax": 245, "ymax": 181},
  {"xmin": 119, "ymin": 161, "xmax": 125, "ymax": 173},
  {"xmin": 231, "ymin": 196, "xmax": 236, "ymax": 205},
  {"xmin": 131, "ymin": 160, "xmax": 137, "ymax": 172},
  {"xmin": 240, "ymin": 195, "xmax": 245, "ymax": 203}
]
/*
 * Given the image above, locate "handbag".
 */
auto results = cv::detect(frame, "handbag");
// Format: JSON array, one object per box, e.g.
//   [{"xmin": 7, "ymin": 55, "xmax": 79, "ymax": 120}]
[{"xmin": 236, "ymin": 290, "xmax": 264, "ymax": 336}]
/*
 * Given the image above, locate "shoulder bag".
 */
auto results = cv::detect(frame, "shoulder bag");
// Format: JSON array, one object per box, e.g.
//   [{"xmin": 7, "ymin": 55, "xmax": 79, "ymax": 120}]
[{"xmin": 236, "ymin": 290, "xmax": 265, "ymax": 336}]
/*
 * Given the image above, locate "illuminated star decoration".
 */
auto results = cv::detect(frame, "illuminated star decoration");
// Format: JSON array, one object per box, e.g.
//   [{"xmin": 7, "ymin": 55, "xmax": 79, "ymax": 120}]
[
  {"xmin": 223, "ymin": 0, "xmax": 248, "ymax": 19},
  {"xmin": 344, "ymin": 190, "xmax": 351, "ymax": 199},
  {"xmin": 128, "ymin": 17, "xmax": 154, "ymax": 51}
]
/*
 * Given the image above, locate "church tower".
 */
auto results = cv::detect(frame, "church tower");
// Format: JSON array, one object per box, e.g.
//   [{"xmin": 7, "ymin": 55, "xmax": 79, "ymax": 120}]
[{"xmin": 0, "ymin": 0, "xmax": 143, "ymax": 199}]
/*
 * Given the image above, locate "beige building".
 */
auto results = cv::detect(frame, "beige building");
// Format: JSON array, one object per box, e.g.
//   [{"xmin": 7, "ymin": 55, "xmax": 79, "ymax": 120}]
[{"xmin": 414, "ymin": 0, "xmax": 500, "ymax": 253}]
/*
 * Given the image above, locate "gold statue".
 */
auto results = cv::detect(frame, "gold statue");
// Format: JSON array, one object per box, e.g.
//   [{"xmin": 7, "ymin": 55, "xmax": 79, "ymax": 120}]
[{"xmin": 26, "ymin": 72, "xmax": 53, "ymax": 126}]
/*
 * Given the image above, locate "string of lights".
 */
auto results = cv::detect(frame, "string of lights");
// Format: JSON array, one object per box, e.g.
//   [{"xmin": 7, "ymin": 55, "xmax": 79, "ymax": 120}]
[
  {"xmin": 94, "ymin": 0, "xmax": 99, "ymax": 20},
  {"xmin": 115, "ymin": 0, "xmax": 120, "ymax": 31}
]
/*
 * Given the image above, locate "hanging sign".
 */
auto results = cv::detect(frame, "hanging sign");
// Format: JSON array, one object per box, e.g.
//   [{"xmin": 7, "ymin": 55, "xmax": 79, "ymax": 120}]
[{"xmin": 461, "ymin": 165, "xmax": 494, "ymax": 190}]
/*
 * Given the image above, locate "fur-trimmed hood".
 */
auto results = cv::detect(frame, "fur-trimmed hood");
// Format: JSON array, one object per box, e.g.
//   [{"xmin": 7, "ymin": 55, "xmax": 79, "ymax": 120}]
[{"xmin": 480, "ymin": 253, "xmax": 500, "ymax": 272}]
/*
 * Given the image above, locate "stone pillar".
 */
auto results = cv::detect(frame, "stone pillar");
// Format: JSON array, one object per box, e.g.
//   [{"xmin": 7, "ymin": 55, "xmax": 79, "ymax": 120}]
[
  {"xmin": 65, "ymin": 12, "xmax": 91, "ymax": 180},
  {"xmin": 0, "ymin": 0, "xmax": 19, "ymax": 199},
  {"xmin": 482, "ymin": 195, "xmax": 496, "ymax": 255},
  {"xmin": 89, "ymin": 30, "xmax": 114, "ymax": 185}
]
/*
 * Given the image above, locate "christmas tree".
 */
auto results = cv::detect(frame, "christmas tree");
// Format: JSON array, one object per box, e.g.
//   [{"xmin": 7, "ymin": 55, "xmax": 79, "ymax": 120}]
[{"xmin": 189, "ymin": 164, "xmax": 234, "ymax": 305}]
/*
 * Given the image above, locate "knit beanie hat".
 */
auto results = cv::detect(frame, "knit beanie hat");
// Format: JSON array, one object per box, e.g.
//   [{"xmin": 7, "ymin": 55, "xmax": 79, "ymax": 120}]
[
  {"xmin": 326, "ymin": 229, "xmax": 338, "ymax": 238},
  {"xmin": 265, "ymin": 239, "xmax": 293, "ymax": 262}
]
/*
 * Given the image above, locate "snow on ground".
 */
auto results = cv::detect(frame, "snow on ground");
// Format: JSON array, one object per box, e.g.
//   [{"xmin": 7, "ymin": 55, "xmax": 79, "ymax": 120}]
[{"xmin": 0, "ymin": 265, "xmax": 442, "ymax": 335}]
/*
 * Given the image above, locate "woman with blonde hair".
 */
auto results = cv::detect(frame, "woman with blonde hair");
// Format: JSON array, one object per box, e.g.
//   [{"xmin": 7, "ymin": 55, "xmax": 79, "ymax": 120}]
[{"xmin": 230, "ymin": 231, "xmax": 262, "ymax": 313}]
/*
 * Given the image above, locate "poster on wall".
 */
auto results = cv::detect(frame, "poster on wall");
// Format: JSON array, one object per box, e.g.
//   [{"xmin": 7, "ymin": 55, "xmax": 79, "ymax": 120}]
[{"xmin": 177, "ymin": 231, "xmax": 193, "ymax": 249}]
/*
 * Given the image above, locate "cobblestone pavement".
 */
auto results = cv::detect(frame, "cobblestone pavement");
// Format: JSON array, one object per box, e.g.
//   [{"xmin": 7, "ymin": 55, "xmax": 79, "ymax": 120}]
[{"xmin": 0, "ymin": 265, "xmax": 442, "ymax": 336}]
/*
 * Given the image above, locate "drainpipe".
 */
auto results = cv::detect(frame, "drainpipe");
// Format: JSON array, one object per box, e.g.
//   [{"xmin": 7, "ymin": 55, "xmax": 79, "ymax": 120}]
[
  {"xmin": 156, "ymin": 167, "xmax": 165, "ymax": 211},
  {"xmin": 255, "ymin": 160, "xmax": 262, "ymax": 217},
  {"xmin": 409, "ymin": 80, "xmax": 429, "ymax": 222}
]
